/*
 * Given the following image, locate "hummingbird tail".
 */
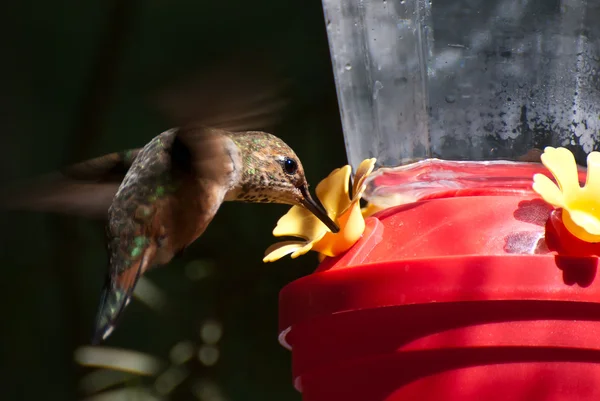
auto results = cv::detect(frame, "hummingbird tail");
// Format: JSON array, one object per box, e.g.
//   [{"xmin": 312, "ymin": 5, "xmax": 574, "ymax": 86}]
[
  {"xmin": 91, "ymin": 276, "xmax": 130, "ymax": 345},
  {"xmin": 91, "ymin": 247, "xmax": 153, "ymax": 344}
]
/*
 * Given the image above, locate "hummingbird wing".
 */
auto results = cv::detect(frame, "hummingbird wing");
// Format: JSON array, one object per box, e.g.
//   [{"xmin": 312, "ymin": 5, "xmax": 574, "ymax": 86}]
[
  {"xmin": 152, "ymin": 50, "xmax": 290, "ymax": 132},
  {"xmin": 0, "ymin": 150, "xmax": 140, "ymax": 219},
  {"xmin": 2, "ymin": 52, "xmax": 287, "ymax": 219}
]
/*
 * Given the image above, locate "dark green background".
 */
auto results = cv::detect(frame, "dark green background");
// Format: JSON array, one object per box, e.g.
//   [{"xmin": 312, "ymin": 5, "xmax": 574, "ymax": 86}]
[{"xmin": 0, "ymin": 1, "xmax": 346, "ymax": 400}]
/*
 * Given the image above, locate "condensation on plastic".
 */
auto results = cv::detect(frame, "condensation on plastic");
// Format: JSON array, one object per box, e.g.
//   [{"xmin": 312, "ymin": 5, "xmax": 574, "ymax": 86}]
[{"xmin": 322, "ymin": 0, "xmax": 600, "ymax": 168}]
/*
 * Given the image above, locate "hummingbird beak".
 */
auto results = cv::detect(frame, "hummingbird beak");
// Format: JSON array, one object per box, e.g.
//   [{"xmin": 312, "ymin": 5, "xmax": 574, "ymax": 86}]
[{"xmin": 299, "ymin": 186, "xmax": 340, "ymax": 233}]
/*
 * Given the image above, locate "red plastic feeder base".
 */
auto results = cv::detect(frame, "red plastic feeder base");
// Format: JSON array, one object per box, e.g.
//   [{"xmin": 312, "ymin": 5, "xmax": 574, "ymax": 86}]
[{"xmin": 278, "ymin": 189, "xmax": 600, "ymax": 401}]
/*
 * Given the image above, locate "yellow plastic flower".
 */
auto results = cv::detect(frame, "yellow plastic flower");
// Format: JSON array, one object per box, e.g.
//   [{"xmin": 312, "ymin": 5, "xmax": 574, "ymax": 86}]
[
  {"xmin": 533, "ymin": 146, "xmax": 600, "ymax": 242},
  {"xmin": 263, "ymin": 158, "xmax": 377, "ymax": 262}
]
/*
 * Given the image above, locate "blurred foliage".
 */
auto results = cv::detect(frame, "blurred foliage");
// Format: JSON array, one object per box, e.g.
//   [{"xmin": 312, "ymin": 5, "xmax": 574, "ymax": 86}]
[{"xmin": 0, "ymin": 1, "xmax": 346, "ymax": 400}]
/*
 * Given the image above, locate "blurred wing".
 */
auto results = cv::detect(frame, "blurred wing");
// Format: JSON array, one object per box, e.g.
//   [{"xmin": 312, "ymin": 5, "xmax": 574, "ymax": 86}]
[
  {"xmin": 1, "ymin": 54, "xmax": 286, "ymax": 219},
  {"xmin": 152, "ymin": 51, "xmax": 290, "ymax": 132},
  {"xmin": 170, "ymin": 126, "xmax": 241, "ymax": 237},
  {"xmin": 0, "ymin": 150, "xmax": 140, "ymax": 219},
  {"xmin": 59, "ymin": 149, "xmax": 140, "ymax": 180}
]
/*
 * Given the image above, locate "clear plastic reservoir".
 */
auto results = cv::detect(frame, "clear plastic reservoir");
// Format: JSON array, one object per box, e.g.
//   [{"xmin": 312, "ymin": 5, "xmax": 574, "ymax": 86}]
[{"xmin": 322, "ymin": 0, "xmax": 600, "ymax": 168}]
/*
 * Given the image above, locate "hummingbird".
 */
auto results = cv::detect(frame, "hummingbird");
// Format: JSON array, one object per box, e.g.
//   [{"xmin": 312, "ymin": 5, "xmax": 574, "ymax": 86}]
[{"xmin": 2, "ymin": 125, "xmax": 339, "ymax": 343}]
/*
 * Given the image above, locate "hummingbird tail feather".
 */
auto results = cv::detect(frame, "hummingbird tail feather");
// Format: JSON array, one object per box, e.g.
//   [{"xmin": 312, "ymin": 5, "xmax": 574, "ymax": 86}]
[
  {"xmin": 91, "ymin": 247, "xmax": 153, "ymax": 344},
  {"xmin": 91, "ymin": 276, "xmax": 127, "ymax": 345}
]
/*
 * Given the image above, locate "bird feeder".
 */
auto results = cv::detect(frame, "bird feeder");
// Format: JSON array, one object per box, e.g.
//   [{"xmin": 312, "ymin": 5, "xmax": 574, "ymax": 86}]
[{"xmin": 278, "ymin": 1, "xmax": 600, "ymax": 400}]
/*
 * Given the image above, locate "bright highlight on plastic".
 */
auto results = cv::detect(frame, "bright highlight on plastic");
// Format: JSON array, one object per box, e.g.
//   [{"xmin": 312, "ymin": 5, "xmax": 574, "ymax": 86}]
[
  {"xmin": 533, "ymin": 146, "xmax": 600, "ymax": 243},
  {"xmin": 263, "ymin": 158, "xmax": 377, "ymax": 262}
]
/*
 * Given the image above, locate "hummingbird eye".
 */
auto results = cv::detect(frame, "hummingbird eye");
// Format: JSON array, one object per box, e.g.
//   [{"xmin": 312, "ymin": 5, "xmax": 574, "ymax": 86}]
[{"xmin": 283, "ymin": 157, "xmax": 298, "ymax": 175}]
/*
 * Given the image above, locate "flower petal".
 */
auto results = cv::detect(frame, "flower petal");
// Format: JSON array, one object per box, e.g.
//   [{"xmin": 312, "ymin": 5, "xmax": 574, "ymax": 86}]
[
  {"xmin": 584, "ymin": 151, "xmax": 600, "ymax": 190},
  {"xmin": 352, "ymin": 158, "xmax": 376, "ymax": 199},
  {"xmin": 263, "ymin": 241, "xmax": 307, "ymax": 263},
  {"xmin": 289, "ymin": 231, "xmax": 327, "ymax": 259},
  {"xmin": 540, "ymin": 147, "xmax": 580, "ymax": 196},
  {"xmin": 568, "ymin": 209, "xmax": 600, "ymax": 236},
  {"xmin": 562, "ymin": 210, "xmax": 600, "ymax": 243},
  {"xmin": 312, "ymin": 202, "xmax": 365, "ymax": 257},
  {"xmin": 272, "ymin": 205, "xmax": 326, "ymax": 240},
  {"xmin": 533, "ymin": 173, "xmax": 565, "ymax": 208},
  {"xmin": 290, "ymin": 241, "xmax": 317, "ymax": 258},
  {"xmin": 316, "ymin": 165, "xmax": 352, "ymax": 217}
]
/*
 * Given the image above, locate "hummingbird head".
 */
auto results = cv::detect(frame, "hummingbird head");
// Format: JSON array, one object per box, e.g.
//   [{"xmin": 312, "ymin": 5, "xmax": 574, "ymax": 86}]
[{"xmin": 226, "ymin": 131, "xmax": 339, "ymax": 233}]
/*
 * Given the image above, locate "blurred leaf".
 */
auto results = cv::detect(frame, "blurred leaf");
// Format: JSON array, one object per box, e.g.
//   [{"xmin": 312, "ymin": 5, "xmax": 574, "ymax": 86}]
[{"xmin": 75, "ymin": 346, "xmax": 164, "ymax": 376}]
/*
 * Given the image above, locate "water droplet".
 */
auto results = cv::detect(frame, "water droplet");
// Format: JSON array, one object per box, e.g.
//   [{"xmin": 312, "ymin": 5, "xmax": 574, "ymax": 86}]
[
  {"xmin": 373, "ymin": 81, "xmax": 384, "ymax": 100},
  {"xmin": 400, "ymin": 0, "xmax": 405, "ymax": 3},
  {"xmin": 344, "ymin": 63, "xmax": 352, "ymax": 71},
  {"xmin": 445, "ymin": 95, "xmax": 456, "ymax": 103}
]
